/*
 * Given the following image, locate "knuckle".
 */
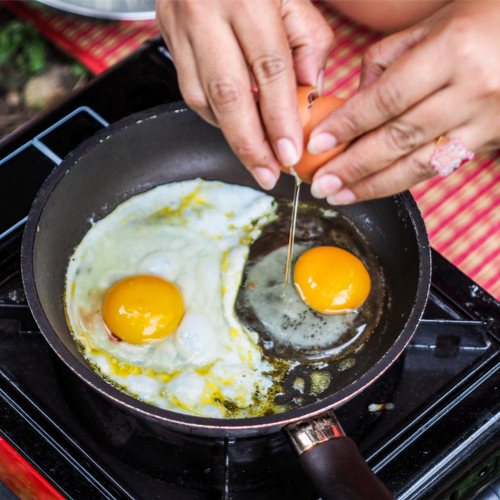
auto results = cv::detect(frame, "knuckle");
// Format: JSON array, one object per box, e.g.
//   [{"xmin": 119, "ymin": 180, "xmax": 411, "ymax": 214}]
[
  {"xmin": 183, "ymin": 92, "xmax": 209, "ymax": 113},
  {"xmin": 385, "ymin": 120, "xmax": 423, "ymax": 153},
  {"xmin": 452, "ymin": 37, "xmax": 478, "ymax": 68},
  {"xmin": 446, "ymin": 17, "xmax": 486, "ymax": 71},
  {"xmin": 374, "ymin": 81, "xmax": 404, "ymax": 117},
  {"xmin": 411, "ymin": 154, "xmax": 435, "ymax": 179},
  {"xmin": 252, "ymin": 53, "xmax": 288, "ymax": 84},
  {"xmin": 343, "ymin": 156, "xmax": 371, "ymax": 183},
  {"xmin": 174, "ymin": 0, "xmax": 205, "ymax": 22},
  {"xmin": 232, "ymin": 138, "xmax": 266, "ymax": 165},
  {"xmin": 362, "ymin": 44, "xmax": 380, "ymax": 70},
  {"xmin": 356, "ymin": 181, "xmax": 380, "ymax": 201},
  {"xmin": 469, "ymin": 62, "xmax": 500, "ymax": 96},
  {"xmin": 479, "ymin": 73, "xmax": 500, "ymax": 95},
  {"xmin": 337, "ymin": 112, "xmax": 363, "ymax": 138},
  {"xmin": 206, "ymin": 77, "xmax": 243, "ymax": 110},
  {"xmin": 447, "ymin": 15, "xmax": 475, "ymax": 56},
  {"xmin": 315, "ymin": 28, "xmax": 335, "ymax": 54},
  {"xmin": 444, "ymin": 17, "xmax": 500, "ymax": 95}
]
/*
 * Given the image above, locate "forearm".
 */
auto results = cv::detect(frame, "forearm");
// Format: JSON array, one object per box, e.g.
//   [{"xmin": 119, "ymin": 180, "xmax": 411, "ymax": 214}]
[{"xmin": 324, "ymin": 0, "xmax": 451, "ymax": 33}]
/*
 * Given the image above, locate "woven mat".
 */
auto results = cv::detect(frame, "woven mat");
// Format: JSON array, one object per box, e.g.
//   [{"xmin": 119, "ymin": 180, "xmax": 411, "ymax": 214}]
[
  {"xmin": 4, "ymin": 0, "xmax": 500, "ymax": 299},
  {"xmin": 1, "ymin": 0, "xmax": 158, "ymax": 74}
]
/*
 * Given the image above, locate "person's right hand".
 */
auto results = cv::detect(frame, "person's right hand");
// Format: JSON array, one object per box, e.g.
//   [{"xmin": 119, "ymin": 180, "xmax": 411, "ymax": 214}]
[{"xmin": 156, "ymin": 0, "xmax": 334, "ymax": 190}]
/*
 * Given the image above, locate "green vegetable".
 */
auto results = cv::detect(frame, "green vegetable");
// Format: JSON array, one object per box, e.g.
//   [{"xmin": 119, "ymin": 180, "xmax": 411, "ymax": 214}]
[
  {"xmin": 0, "ymin": 20, "xmax": 49, "ymax": 88},
  {"xmin": 70, "ymin": 62, "xmax": 88, "ymax": 79}
]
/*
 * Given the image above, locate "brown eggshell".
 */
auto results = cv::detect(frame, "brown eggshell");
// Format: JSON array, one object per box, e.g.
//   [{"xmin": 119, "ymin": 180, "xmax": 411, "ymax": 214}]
[{"xmin": 281, "ymin": 86, "xmax": 347, "ymax": 183}]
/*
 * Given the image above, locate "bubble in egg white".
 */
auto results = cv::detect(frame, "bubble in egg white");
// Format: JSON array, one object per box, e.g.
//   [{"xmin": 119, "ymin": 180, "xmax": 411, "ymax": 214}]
[
  {"xmin": 137, "ymin": 251, "xmax": 181, "ymax": 281},
  {"xmin": 174, "ymin": 310, "xmax": 218, "ymax": 366},
  {"xmin": 165, "ymin": 372, "xmax": 207, "ymax": 409},
  {"xmin": 93, "ymin": 354, "xmax": 111, "ymax": 373},
  {"xmin": 126, "ymin": 374, "xmax": 161, "ymax": 401},
  {"xmin": 220, "ymin": 384, "xmax": 237, "ymax": 400},
  {"xmin": 151, "ymin": 334, "xmax": 178, "ymax": 364}
]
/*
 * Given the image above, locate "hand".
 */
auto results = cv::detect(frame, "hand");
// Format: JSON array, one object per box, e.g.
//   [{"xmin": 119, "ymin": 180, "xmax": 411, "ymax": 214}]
[
  {"xmin": 308, "ymin": 1, "xmax": 500, "ymax": 205},
  {"xmin": 156, "ymin": 0, "xmax": 334, "ymax": 190}
]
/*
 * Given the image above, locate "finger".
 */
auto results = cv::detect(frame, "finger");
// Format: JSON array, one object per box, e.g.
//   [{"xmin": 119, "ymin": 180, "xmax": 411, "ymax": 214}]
[
  {"xmin": 156, "ymin": 2, "xmax": 218, "ymax": 126},
  {"xmin": 358, "ymin": 24, "xmax": 429, "ymax": 91},
  {"xmin": 281, "ymin": 0, "xmax": 335, "ymax": 90},
  {"xmin": 307, "ymin": 28, "xmax": 453, "ymax": 153},
  {"xmin": 310, "ymin": 85, "xmax": 474, "ymax": 198},
  {"xmin": 327, "ymin": 123, "xmax": 479, "ymax": 204},
  {"xmin": 327, "ymin": 141, "xmax": 438, "ymax": 204},
  {"xmin": 232, "ymin": 1, "xmax": 304, "ymax": 168},
  {"xmin": 174, "ymin": 47, "xmax": 218, "ymax": 127},
  {"xmin": 190, "ymin": 18, "xmax": 282, "ymax": 188}
]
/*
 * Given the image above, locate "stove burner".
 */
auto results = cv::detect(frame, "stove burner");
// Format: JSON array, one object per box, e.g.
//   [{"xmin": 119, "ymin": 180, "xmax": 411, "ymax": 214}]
[{"xmin": 1, "ymin": 36, "xmax": 500, "ymax": 500}]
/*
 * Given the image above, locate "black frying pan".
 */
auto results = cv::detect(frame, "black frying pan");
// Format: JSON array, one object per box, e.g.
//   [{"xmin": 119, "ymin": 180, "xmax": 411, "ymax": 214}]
[{"xmin": 21, "ymin": 103, "xmax": 431, "ymax": 500}]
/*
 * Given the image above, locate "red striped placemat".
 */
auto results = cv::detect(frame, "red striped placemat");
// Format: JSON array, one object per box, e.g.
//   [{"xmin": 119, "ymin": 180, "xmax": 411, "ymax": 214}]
[
  {"xmin": 0, "ymin": 0, "xmax": 158, "ymax": 74},
  {"xmin": 3, "ymin": 0, "xmax": 499, "ymax": 299},
  {"xmin": 316, "ymin": 2, "xmax": 500, "ymax": 301}
]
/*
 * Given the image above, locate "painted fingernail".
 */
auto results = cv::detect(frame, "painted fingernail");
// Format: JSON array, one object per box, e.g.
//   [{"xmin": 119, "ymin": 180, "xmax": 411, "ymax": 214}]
[
  {"xmin": 311, "ymin": 174, "xmax": 343, "ymax": 199},
  {"xmin": 316, "ymin": 69, "xmax": 324, "ymax": 97},
  {"xmin": 327, "ymin": 189, "xmax": 356, "ymax": 205},
  {"xmin": 276, "ymin": 138, "xmax": 300, "ymax": 167},
  {"xmin": 253, "ymin": 167, "xmax": 277, "ymax": 191},
  {"xmin": 308, "ymin": 133, "xmax": 337, "ymax": 155}
]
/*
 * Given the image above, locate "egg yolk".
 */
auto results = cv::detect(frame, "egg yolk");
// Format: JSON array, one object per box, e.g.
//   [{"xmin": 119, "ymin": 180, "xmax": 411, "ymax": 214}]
[
  {"xmin": 103, "ymin": 275, "xmax": 184, "ymax": 344},
  {"xmin": 294, "ymin": 247, "xmax": 371, "ymax": 314}
]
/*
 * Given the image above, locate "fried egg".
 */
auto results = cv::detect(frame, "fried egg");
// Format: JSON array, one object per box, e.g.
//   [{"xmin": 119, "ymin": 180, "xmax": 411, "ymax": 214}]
[{"xmin": 65, "ymin": 180, "xmax": 277, "ymax": 418}]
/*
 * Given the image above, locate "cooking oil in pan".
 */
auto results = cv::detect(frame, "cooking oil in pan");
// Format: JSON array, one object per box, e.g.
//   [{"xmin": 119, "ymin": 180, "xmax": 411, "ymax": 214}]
[{"xmin": 235, "ymin": 200, "xmax": 386, "ymax": 365}]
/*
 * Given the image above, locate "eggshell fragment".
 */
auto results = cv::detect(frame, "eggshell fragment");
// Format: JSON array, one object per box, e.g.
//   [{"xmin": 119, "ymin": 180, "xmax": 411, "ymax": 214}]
[{"xmin": 282, "ymin": 86, "xmax": 348, "ymax": 183}]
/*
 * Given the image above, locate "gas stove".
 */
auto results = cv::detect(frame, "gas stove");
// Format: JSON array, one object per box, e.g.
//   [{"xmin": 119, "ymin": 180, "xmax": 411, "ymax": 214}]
[{"xmin": 1, "ymin": 36, "xmax": 500, "ymax": 500}]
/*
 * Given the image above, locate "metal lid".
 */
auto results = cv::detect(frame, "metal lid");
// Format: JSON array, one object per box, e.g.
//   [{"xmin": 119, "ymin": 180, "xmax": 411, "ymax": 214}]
[{"xmin": 36, "ymin": 0, "xmax": 156, "ymax": 20}]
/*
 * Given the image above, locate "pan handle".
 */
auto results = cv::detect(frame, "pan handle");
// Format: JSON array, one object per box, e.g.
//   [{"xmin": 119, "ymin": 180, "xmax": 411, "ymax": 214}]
[{"xmin": 286, "ymin": 411, "xmax": 394, "ymax": 500}]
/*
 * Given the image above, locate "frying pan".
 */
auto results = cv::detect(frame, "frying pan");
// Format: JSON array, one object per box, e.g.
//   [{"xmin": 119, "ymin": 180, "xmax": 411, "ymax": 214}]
[{"xmin": 21, "ymin": 102, "xmax": 431, "ymax": 500}]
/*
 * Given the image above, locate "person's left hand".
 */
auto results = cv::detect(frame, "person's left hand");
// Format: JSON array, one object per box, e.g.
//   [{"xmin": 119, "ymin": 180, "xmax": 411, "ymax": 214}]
[
  {"xmin": 307, "ymin": 0, "xmax": 500, "ymax": 205},
  {"xmin": 155, "ymin": 0, "xmax": 334, "ymax": 191}
]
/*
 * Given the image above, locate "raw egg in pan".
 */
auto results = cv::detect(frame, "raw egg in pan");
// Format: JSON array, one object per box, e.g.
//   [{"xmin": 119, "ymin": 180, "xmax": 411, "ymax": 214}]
[
  {"xmin": 235, "ymin": 200, "xmax": 385, "ymax": 364},
  {"xmin": 294, "ymin": 246, "xmax": 371, "ymax": 315}
]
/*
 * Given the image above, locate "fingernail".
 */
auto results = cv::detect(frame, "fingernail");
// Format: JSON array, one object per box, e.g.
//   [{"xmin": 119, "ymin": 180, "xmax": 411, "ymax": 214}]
[
  {"xmin": 253, "ymin": 167, "xmax": 277, "ymax": 191},
  {"xmin": 311, "ymin": 174, "xmax": 343, "ymax": 199},
  {"xmin": 308, "ymin": 133, "xmax": 337, "ymax": 155},
  {"xmin": 316, "ymin": 69, "xmax": 324, "ymax": 97},
  {"xmin": 327, "ymin": 189, "xmax": 356, "ymax": 205},
  {"xmin": 276, "ymin": 138, "xmax": 300, "ymax": 167}
]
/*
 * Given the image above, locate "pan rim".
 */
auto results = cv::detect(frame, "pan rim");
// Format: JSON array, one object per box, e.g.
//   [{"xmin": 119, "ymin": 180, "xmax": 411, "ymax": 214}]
[{"xmin": 21, "ymin": 103, "xmax": 432, "ymax": 437}]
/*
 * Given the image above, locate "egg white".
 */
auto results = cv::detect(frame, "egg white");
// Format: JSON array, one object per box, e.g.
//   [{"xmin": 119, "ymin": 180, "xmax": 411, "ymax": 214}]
[{"xmin": 65, "ymin": 179, "xmax": 277, "ymax": 418}]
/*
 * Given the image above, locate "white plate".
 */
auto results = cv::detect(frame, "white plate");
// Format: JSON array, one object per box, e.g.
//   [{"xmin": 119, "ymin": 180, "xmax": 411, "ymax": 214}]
[{"xmin": 37, "ymin": 0, "xmax": 156, "ymax": 20}]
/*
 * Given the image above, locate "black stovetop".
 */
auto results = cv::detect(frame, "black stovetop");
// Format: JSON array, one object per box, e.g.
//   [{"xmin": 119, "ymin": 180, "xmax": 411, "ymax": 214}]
[{"xmin": 2, "ymin": 36, "xmax": 500, "ymax": 500}]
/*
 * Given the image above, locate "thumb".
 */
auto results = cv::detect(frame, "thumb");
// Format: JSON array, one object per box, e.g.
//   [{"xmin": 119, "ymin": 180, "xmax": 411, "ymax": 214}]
[{"xmin": 282, "ymin": 0, "xmax": 334, "ymax": 92}]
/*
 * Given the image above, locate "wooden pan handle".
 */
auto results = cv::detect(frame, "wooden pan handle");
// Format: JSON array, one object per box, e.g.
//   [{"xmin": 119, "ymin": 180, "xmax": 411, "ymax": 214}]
[{"xmin": 286, "ymin": 411, "xmax": 394, "ymax": 500}]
